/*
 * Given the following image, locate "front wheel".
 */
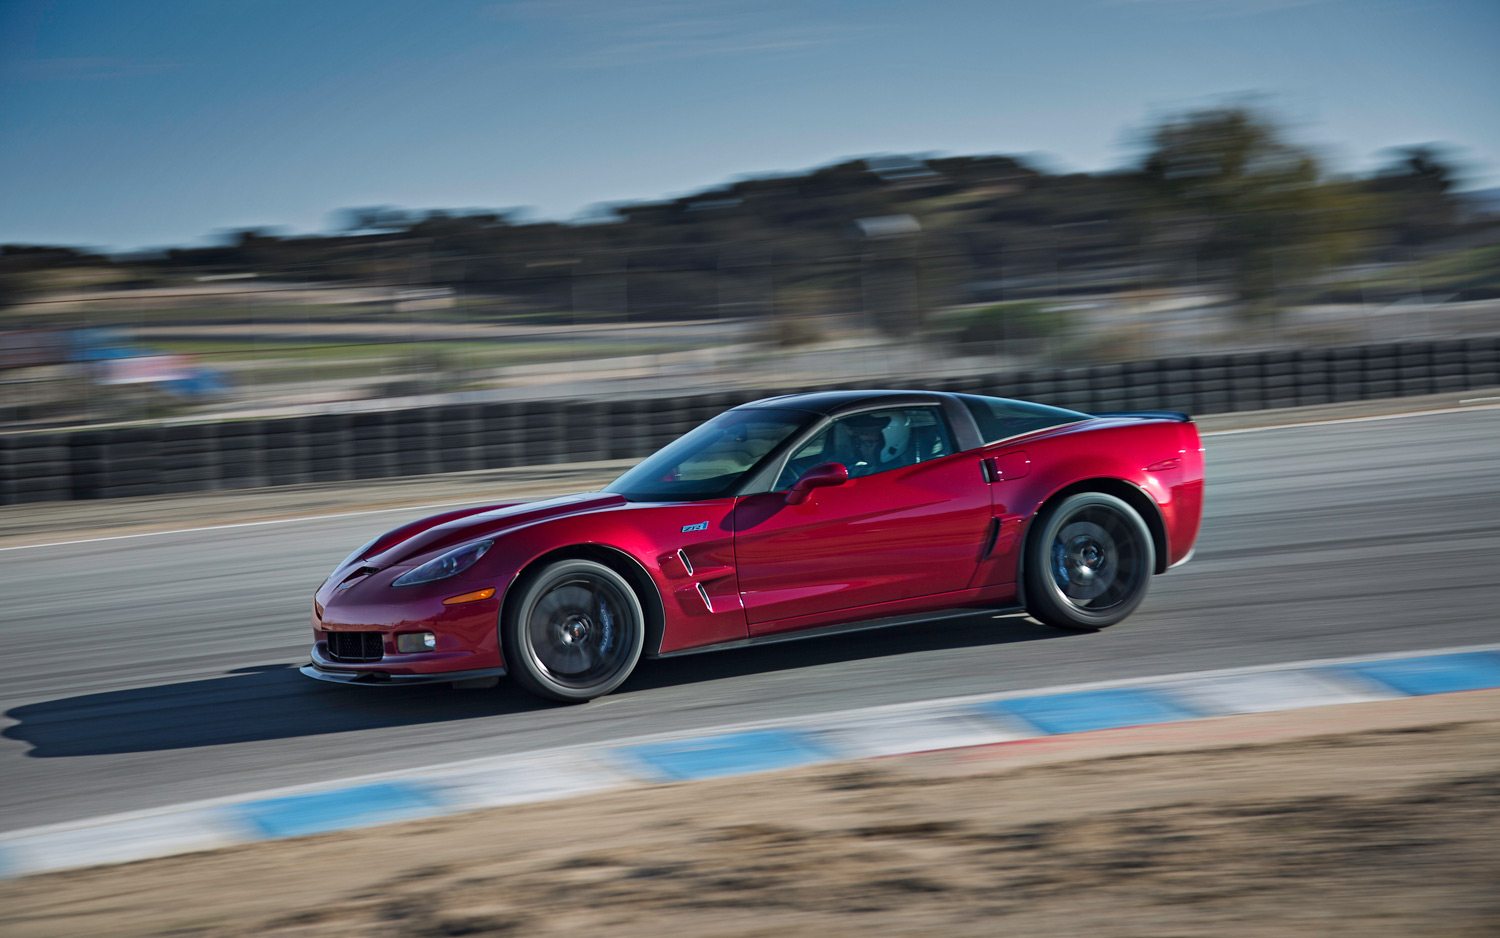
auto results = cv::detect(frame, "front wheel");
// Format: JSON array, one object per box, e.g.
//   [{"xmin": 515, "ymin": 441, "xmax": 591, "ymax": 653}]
[
  {"xmin": 1024, "ymin": 492, "xmax": 1155, "ymax": 631},
  {"xmin": 502, "ymin": 559, "xmax": 645, "ymax": 703}
]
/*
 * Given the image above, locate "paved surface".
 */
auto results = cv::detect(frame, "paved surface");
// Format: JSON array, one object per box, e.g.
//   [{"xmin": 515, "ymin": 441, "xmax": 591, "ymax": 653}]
[
  {"xmin": 5, "ymin": 647, "xmax": 1496, "ymax": 877},
  {"xmin": 1, "ymin": 406, "xmax": 1497, "ymax": 833},
  {"xmin": 0, "ymin": 459, "xmax": 634, "ymax": 549}
]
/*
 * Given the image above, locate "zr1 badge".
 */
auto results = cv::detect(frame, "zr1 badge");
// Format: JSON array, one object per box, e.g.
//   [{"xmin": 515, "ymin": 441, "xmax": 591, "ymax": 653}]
[{"xmin": 680, "ymin": 521, "xmax": 709, "ymax": 533}]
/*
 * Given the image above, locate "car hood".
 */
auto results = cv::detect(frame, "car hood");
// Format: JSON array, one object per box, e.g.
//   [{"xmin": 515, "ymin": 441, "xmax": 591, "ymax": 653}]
[{"xmin": 369, "ymin": 492, "xmax": 627, "ymax": 567}]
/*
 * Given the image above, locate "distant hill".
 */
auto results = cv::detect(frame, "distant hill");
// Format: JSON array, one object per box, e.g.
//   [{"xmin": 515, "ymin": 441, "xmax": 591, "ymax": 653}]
[{"xmin": 5, "ymin": 108, "xmax": 1497, "ymax": 326}]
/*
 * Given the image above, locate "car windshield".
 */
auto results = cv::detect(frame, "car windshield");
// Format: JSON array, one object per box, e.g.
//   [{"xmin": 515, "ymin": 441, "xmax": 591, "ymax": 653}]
[{"xmin": 608, "ymin": 408, "xmax": 813, "ymax": 501}]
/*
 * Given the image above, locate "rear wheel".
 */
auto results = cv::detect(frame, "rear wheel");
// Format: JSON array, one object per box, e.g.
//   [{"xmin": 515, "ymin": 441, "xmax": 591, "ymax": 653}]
[
  {"xmin": 502, "ymin": 559, "xmax": 645, "ymax": 703},
  {"xmin": 1024, "ymin": 492, "xmax": 1154, "ymax": 631}
]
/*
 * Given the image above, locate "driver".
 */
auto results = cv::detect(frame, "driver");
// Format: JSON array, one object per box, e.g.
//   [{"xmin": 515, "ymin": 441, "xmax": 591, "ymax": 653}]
[{"xmin": 843, "ymin": 412, "xmax": 890, "ymax": 476}]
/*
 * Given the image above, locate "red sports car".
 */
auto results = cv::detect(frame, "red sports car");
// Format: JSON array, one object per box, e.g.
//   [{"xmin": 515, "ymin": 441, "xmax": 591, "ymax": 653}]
[{"xmin": 303, "ymin": 391, "xmax": 1204, "ymax": 702}]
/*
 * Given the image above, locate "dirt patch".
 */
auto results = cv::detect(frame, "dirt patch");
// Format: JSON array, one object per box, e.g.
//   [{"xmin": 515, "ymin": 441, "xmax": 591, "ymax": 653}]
[{"xmin": 4, "ymin": 696, "xmax": 1499, "ymax": 937}]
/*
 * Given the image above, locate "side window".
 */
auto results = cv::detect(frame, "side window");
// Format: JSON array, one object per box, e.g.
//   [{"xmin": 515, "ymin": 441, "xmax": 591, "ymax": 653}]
[
  {"xmin": 775, "ymin": 407, "xmax": 955, "ymax": 488},
  {"xmin": 774, "ymin": 425, "xmax": 835, "ymax": 490},
  {"xmin": 959, "ymin": 395, "xmax": 1087, "ymax": 444}
]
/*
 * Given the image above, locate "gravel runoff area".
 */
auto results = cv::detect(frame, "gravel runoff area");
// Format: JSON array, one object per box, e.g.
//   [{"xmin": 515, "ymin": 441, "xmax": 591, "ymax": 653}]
[
  {"xmin": 2, "ymin": 690, "xmax": 1496, "ymax": 937},
  {"xmin": 4, "ymin": 389, "xmax": 1497, "ymax": 550}
]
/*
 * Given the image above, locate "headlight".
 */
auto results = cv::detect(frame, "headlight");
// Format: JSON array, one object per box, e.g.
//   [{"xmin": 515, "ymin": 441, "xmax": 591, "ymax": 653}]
[{"xmin": 391, "ymin": 540, "xmax": 494, "ymax": 587}]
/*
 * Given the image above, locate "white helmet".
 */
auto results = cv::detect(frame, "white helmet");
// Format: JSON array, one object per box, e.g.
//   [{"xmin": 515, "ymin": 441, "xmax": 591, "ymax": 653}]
[{"xmin": 880, "ymin": 413, "xmax": 910, "ymax": 464}]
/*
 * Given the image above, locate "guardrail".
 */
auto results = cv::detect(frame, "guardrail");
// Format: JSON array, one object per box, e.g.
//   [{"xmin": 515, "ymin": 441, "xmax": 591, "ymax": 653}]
[{"xmin": 2, "ymin": 337, "xmax": 1497, "ymax": 504}]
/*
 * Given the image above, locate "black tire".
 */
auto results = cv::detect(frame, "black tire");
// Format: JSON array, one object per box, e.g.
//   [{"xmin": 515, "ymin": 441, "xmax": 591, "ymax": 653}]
[
  {"xmin": 502, "ymin": 559, "xmax": 645, "ymax": 703},
  {"xmin": 1023, "ymin": 491, "xmax": 1155, "ymax": 631}
]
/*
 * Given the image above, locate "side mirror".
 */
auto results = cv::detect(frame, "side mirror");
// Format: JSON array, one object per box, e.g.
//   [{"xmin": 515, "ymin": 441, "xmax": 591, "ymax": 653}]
[{"xmin": 786, "ymin": 462, "xmax": 849, "ymax": 505}]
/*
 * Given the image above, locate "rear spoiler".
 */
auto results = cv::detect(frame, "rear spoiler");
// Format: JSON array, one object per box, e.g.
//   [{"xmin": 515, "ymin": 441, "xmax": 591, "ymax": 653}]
[{"xmin": 1093, "ymin": 410, "xmax": 1193, "ymax": 423}]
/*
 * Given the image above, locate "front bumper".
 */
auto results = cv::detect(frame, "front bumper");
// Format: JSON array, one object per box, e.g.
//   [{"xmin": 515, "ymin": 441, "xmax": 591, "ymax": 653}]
[{"xmin": 300, "ymin": 659, "xmax": 507, "ymax": 686}]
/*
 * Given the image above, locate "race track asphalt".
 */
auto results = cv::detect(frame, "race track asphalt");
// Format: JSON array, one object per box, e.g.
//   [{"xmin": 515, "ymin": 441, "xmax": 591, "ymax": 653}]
[{"xmin": 1, "ymin": 407, "xmax": 1496, "ymax": 833}]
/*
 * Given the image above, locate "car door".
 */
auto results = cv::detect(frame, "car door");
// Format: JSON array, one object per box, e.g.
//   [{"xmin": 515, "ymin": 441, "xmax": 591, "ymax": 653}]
[{"xmin": 732, "ymin": 405, "xmax": 992, "ymax": 634}]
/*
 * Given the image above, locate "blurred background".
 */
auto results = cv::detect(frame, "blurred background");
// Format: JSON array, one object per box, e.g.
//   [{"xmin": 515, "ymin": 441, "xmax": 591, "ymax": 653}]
[{"xmin": 2, "ymin": 0, "xmax": 1497, "ymax": 429}]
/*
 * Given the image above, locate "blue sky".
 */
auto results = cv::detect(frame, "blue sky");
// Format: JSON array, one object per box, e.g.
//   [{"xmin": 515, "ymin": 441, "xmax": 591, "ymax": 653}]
[{"xmin": 3, "ymin": 0, "xmax": 1497, "ymax": 250}]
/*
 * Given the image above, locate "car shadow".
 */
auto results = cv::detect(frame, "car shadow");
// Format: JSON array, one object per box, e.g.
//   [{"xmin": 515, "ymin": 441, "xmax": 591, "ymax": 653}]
[
  {"xmin": 621, "ymin": 611, "xmax": 1072, "ymax": 693},
  {"xmin": 4, "ymin": 614, "xmax": 1074, "ymax": 758},
  {"xmin": 2, "ymin": 663, "xmax": 555, "ymax": 758}
]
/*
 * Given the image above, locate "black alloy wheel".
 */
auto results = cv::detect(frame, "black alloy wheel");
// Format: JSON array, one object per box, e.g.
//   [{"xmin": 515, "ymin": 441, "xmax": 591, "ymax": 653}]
[
  {"xmin": 1024, "ymin": 491, "xmax": 1155, "ymax": 630},
  {"xmin": 503, "ymin": 559, "xmax": 645, "ymax": 702}
]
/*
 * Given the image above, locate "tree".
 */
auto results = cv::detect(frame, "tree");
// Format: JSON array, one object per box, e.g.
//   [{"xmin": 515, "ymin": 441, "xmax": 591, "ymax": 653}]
[
  {"xmin": 337, "ymin": 206, "xmax": 415, "ymax": 233},
  {"xmin": 1139, "ymin": 106, "xmax": 1370, "ymax": 318},
  {"xmin": 1368, "ymin": 145, "xmax": 1462, "ymax": 247}
]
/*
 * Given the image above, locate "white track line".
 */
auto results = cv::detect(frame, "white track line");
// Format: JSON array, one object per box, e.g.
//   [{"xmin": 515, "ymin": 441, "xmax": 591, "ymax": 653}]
[
  {"xmin": 1202, "ymin": 401, "xmax": 1500, "ymax": 436},
  {"xmin": 0, "ymin": 498, "xmax": 497, "ymax": 554},
  {"xmin": 4, "ymin": 402, "xmax": 1498, "ymax": 553}
]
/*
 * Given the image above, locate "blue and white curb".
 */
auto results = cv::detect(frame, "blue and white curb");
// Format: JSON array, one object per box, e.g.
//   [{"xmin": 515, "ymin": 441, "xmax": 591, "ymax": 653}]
[{"xmin": 2, "ymin": 643, "xmax": 1498, "ymax": 879}]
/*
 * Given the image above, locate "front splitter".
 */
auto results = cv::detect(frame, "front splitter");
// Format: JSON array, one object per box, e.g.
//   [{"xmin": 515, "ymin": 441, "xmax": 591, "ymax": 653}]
[{"xmin": 300, "ymin": 662, "xmax": 507, "ymax": 686}]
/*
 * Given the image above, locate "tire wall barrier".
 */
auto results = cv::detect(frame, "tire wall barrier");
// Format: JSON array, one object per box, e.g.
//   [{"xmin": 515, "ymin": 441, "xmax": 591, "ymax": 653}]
[{"xmin": 2, "ymin": 337, "xmax": 1497, "ymax": 505}]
